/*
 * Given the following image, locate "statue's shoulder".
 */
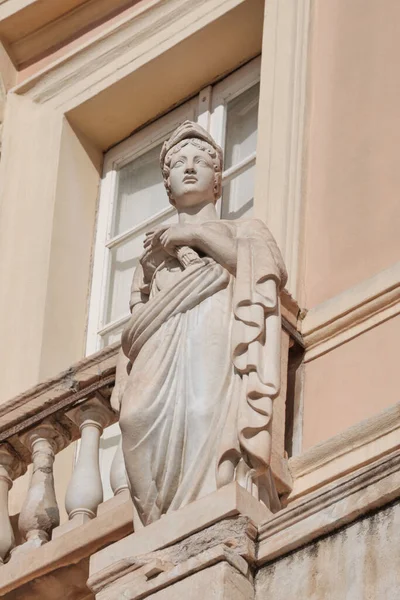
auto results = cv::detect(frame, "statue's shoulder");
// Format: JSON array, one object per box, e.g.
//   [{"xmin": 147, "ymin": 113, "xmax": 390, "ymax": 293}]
[{"xmin": 221, "ymin": 218, "xmax": 272, "ymax": 238}]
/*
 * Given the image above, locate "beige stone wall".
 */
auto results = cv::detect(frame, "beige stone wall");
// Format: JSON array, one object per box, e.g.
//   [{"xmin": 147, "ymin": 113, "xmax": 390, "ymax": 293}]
[
  {"xmin": 256, "ymin": 500, "xmax": 400, "ymax": 600},
  {"xmin": 0, "ymin": 98, "xmax": 100, "ymax": 400}
]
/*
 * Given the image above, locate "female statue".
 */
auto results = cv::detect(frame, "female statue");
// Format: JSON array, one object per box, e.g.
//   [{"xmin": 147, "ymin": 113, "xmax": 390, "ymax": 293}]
[{"xmin": 111, "ymin": 121, "xmax": 287, "ymax": 525}]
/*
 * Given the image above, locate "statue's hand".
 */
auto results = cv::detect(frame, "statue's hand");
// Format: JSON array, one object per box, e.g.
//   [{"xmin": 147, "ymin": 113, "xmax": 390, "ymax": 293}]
[
  {"xmin": 144, "ymin": 224, "xmax": 196, "ymax": 256},
  {"xmin": 143, "ymin": 225, "xmax": 168, "ymax": 251}
]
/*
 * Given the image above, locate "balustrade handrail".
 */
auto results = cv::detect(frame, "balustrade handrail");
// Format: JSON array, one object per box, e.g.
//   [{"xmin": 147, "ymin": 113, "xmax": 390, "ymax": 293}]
[{"xmin": 0, "ymin": 343, "xmax": 120, "ymax": 441}]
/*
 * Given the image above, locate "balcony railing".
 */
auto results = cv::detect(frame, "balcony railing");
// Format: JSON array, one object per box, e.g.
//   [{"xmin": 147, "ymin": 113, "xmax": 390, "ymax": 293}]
[{"xmin": 0, "ymin": 291, "xmax": 299, "ymax": 595}]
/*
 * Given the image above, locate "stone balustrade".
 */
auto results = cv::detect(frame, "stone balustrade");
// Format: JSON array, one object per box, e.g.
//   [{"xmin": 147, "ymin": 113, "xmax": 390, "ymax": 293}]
[{"xmin": 0, "ymin": 343, "xmax": 123, "ymax": 564}]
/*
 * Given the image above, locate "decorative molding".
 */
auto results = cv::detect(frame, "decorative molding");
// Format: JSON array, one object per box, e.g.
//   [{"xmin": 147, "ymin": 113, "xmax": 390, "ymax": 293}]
[
  {"xmin": 301, "ymin": 261, "xmax": 400, "ymax": 362},
  {"xmin": 0, "ymin": 0, "xmax": 40, "ymax": 22},
  {"xmin": 13, "ymin": 0, "xmax": 250, "ymax": 107},
  {"xmin": 254, "ymin": 0, "xmax": 311, "ymax": 297},
  {"xmin": 7, "ymin": 0, "xmax": 136, "ymax": 69},
  {"xmin": 9, "ymin": 0, "xmax": 265, "ymax": 152},
  {"xmin": 257, "ymin": 449, "xmax": 400, "ymax": 565},
  {"xmin": 288, "ymin": 400, "xmax": 400, "ymax": 501}
]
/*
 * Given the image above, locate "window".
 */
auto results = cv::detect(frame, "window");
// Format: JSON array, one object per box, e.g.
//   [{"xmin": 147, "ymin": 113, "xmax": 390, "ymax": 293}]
[{"xmin": 86, "ymin": 57, "xmax": 261, "ymax": 356}]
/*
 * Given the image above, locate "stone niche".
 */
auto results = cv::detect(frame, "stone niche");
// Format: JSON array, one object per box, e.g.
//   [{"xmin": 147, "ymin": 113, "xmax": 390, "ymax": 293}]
[{"xmin": 255, "ymin": 499, "xmax": 400, "ymax": 600}]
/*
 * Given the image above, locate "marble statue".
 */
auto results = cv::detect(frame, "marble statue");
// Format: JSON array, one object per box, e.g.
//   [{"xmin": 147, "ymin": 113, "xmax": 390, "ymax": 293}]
[{"xmin": 111, "ymin": 121, "xmax": 287, "ymax": 526}]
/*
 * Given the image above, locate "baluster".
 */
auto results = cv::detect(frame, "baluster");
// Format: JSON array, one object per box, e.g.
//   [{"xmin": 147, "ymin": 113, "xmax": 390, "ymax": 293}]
[
  {"xmin": 17, "ymin": 423, "xmax": 65, "ymax": 551},
  {"xmin": 0, "ymin": 444, "xmax": 24, "ymax": 564},
  {"xmin": 65, "ymin": 397, "xmax": 113, "ymax": 524},
  {"xmin": 110, "ymin": 440, "xmax": 129, "ymax": 497}
]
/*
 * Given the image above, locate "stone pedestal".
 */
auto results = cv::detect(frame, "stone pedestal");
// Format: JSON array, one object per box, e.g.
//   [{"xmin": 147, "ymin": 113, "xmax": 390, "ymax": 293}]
[{"xmin": 87, "ymin": 483, "xmax": 270, "ymax": 599}]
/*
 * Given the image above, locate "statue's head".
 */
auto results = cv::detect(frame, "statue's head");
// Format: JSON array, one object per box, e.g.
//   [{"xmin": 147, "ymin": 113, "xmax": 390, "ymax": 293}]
[{"xmin": 160, "ymin": 121, "xmax": 223, "ymax": 208}]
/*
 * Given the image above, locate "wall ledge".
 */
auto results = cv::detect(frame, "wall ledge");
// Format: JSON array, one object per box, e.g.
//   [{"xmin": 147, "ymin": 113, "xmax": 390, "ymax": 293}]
[
  {"xmin": 301, "ymin": 261, "xmax": 400, "ymax": 362},
  {"xmin": 258, "ymin": 448, "xmax": 400, "ymax": 565},
  {"xmin": 288, "ymin": 400, "xmax": 400, "ymax": 501}
]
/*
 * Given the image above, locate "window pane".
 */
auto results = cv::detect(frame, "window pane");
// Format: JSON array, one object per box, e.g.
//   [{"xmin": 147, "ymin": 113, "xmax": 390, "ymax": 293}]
[
  {"xmin": 112, "ymin": 144, "xmax": 166, "ymax": 237},
  {"xmin": 106, "ymin": 236, "xmax": 144, "ymax": 325},
  {"xmin": 221, "ymin": 164, "xmax": 255, "ymax": 220},
  {"xmin": 101, "ymin": 324, "xmax": 125, "ymax": 348},
  {"xmin": 222, "ymin": 82, "xmax": 259, "ymax": 220},
  {"xmin": 224, "ymin": 82, "xmax": 259, "ymax": 171},
  {"xmin": 105, "ymin": 211, "xmax": 177, "ymax": 326}
]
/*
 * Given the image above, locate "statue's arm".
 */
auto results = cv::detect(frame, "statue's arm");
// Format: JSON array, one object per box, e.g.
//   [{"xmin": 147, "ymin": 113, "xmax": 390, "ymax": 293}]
[
  {"xmin": 149, "ymin": 222, "xmax": 238, "ymax": 273},
  {"xmin": 191, "ymin": 224, "xmax": 237, "ymax": 274}
]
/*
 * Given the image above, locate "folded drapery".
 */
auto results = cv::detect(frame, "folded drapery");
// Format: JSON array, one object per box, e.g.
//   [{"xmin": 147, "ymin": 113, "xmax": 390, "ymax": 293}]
[{"xmin": 116, "ymin": 219, "xmax": 287, "ymax": 524}]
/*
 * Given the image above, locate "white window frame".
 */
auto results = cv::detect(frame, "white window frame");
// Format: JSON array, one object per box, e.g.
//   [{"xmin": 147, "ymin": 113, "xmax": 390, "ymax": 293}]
[
  {"xmin": 210, "ymin": 57, "xmax": 260, "ymax": 217},
  {"xmin": 86, "ymin": 57, "xmax": 261, "ymax": 355}
]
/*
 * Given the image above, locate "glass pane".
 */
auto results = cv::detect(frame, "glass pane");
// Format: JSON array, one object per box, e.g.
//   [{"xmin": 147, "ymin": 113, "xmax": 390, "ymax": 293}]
[
  {"xmin": 101, "ymin": 324, "xmax": 125, "ymax": 348},
  {"xmin": 112, "ymin": 144, "xmax": 167, "ymax": 237},
  {"xmin": 106, "ymin": 235, "xmax": 144, "ymax": 325},
  {"xmin": 221, "ymin": 164, "xmax": 255, "ymax": 220},
  {"xmin": 224, "ymin": 82, "xmax": 260, "ymax": 171},
  {"xmin": 105, "ymin": 211, "xmax": 177, "ymax": 326}
]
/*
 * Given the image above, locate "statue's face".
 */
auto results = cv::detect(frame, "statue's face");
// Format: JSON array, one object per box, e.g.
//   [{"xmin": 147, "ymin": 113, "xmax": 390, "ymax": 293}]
[{"xmin": 168, "ymin": 143, "xmax": 216, "ymax": 208}]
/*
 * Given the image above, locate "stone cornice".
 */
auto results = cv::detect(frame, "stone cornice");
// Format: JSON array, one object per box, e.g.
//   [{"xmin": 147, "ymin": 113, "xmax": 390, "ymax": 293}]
[
  {"xmin": 7, "ymin": 0, "xmax": 264, "ymax": 150},
  {"xmin": 301, "ymin": 261, "xmax": 400, "ymax": 362},
  {"xmin": 257, "ymin": 448, "xmax": 400, "ymax": 565},
  {"xmin": 13, "ymin": 0, "xmax": 250, "ymax": 106},
  {"xmin": 0, "ymin": 0, "xmax": 136, "ymax": 68}
]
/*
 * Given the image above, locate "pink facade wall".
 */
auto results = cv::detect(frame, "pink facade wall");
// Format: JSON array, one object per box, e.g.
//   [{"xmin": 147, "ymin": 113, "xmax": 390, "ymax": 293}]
[
  {"xmin": 302, "ymin": 0, "xmax": 400, "ymax": 308},
  {"xmin": 302, "ymin": 315, "xmax": 400, "ymax": 450}
]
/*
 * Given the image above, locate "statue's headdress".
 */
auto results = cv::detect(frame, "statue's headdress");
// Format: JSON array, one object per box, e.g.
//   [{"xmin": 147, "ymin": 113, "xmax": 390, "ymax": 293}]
[
  {"xmin": 160, "ymin": 121, "xmax": 223, "ymax": 203},
  {"xmin": 160, "ymin": 120, "xmax": 223, "ymax": 170}
]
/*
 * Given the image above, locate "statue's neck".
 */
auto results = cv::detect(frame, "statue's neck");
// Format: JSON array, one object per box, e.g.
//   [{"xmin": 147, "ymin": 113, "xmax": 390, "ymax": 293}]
[{"xmin": 178, "ymin": 201, "xmax": 219, "ymax": 225}]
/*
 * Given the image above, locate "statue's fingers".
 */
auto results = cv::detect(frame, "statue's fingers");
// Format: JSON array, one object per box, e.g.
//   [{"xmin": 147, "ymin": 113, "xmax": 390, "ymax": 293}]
[
  {"xmin": 159, "ymin": 232, "xmax": 168, "ymax": 246},
  {"xmin": 151, "ymin": 228, "xmax": 167, "ymax": 246}
]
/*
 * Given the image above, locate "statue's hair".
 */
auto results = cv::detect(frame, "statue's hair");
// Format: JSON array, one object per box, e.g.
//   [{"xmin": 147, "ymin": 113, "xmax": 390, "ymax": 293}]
[{"xmin": 162, "ymin": 138, "xmax": 222, "ymax": 204}]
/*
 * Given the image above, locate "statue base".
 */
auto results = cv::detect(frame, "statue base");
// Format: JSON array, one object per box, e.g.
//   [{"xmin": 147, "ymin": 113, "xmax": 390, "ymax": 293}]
[{"xmin": 87, "ymin": 482, "xmax": 271, "ymax": 599}]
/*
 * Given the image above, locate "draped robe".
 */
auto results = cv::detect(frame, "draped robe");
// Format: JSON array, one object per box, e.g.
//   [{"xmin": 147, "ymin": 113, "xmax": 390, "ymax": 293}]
[{"xmin": 116, "ymin": 219, "xmax": 287, "ymax": 525}]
